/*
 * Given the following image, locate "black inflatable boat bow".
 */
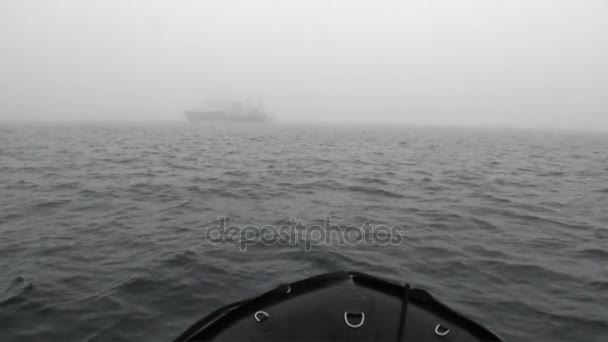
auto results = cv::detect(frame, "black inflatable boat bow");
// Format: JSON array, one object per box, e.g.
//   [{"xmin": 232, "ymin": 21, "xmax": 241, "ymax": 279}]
[{"xmin": 175, "ymin": 271, "xmax": 502, "ymax": 342}]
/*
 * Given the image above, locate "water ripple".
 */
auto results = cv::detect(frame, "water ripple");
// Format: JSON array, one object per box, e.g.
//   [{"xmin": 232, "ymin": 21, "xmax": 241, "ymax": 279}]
[{"xmin": 1, "ymin": 123, "xmax": 607, "ymax": 342}]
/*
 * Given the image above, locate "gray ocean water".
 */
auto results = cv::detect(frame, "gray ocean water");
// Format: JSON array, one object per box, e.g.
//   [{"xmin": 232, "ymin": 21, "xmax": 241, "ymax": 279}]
[{"xmin": 1, "ymin": 123, "xmax": 607, "ymax": 341}]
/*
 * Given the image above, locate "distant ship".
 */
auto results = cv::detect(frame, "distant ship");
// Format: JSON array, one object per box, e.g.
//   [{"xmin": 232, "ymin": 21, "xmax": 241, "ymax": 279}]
[{"xmin": 185, "ymin": 100, "xmax": 270, "ymax": 123}]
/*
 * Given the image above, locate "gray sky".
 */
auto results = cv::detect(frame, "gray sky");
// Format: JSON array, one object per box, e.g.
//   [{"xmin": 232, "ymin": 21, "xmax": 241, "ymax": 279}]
[{"xmin": 1, "ymin": 0, "xmax": 607, "ymax": 130}]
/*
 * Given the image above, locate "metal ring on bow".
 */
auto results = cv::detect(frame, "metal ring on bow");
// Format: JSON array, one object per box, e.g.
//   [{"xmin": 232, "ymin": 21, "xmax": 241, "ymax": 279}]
[
  {"xmin": 435, "ymin": 324, "xmax": 450, "ymax": 336},
  {"xmin": 344, "ymin": 311, "xmax": 365, "ymax": 328},
  {"xmin": 254, "ymin": 311, "xmax": 270, "ymax": 323}
]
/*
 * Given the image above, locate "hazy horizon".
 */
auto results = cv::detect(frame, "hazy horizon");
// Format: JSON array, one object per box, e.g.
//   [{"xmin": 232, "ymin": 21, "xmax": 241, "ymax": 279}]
[{"xmin": 1, "ymin": 0, "xmax": 607, "ymax": 131}]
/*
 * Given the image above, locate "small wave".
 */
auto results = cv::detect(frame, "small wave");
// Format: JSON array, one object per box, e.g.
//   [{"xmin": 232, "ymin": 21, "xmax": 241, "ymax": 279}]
[
  {"xmin": 481, "ymin": 260, "xmax": 575, "ymax": 282},
  {"xmin": 538, "ymin": 171, "xmax": 566, "ymax": 177},
  {"xmin": 33, "ymin": 199, "xmax": 71, "ymax": 209},
  {"xmin": 191, "ymin": 176, "xmax": 220, "ymax": 183},
  {"xmin": 353, "ymin": 177, "xmax": 390, "ymax": 186},
  {"xmin": 199, "ymin": 188, "xmax": 241, "ymax": 199},
  {"xmin": 588, "ymin": 280, "xmax": 608, "ymax": 291},
  {"xmin": 0, "ymin": 212, "xmax": 23, "ymax": 223},
  {"xmin": 421, "ymin": 183, "xmax": 452, "ymax": 192},
  {"xmin": 165, "ymin": 162, "xmax": 201, "ymax": 171},
  {"xmin": 224, "ymin": 170, "xmax": 248, "ymax": 177},
  {"xmin": 352, "ymin": 159, "xmax": 373, "ymax": 166},
  {"xmin": 465, "ymin": 244, "xmax": 510, "ymax": 259},
  {"xmin": 344, "ymin": 185, "xmax": 404, "ymax": 198},
  {"xmin": 161, "ymin": 250, "xmax": 199, "ymax": 267},
  {"xmin": 272, "ymin": 218, "xmax": 300, "ymax": 226},
  {"xmin": 4, "ymin": 180, "xmax": 38, "ymax": 190},
  {"xmin": 112, "ymin": 157, "xmax": 140, "ymax": 164},
  {"xmin": 303, "ymin": 249, "xmax": 380, "ymax": 271},
  {"xmin": 0, "ymin": 276, "xmax": 34, "ymax": 305},
  {"xmin": 128, "ymin": 182, "xmax": 174, "ymax": 196},
  {"xmin": 502, "ymin": 210, "xmax": 589, "ymax": 231},
  {"xmin": 493, "ymin": 298, "xmax": 608, "ymax": 334},
  {"xmin": 492, "ymin": 177, "xmax": 527, "ymax": 188},
  {"xmin": 413, "ymin": 169, "xmax": 432, "ymax": 176},
  {"xmin": 54, "ymin": 181, "xmax": 80, "ymax": 190},
  {"xmin": 161, "ymin": 199, "xmax": 192, "ymax": 211},
  {"xmin": 572, "ymin": 247, "xmax": 608, "ymax": 260},
  {"xmin": 77, "ymin": 188, "xmax": 117, "ymax": 199}
]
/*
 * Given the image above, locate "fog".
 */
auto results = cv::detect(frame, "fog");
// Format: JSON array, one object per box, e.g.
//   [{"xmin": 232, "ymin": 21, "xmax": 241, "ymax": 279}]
[{"xmin": 1, "ymin": 0, "xmax": 607, "ymax": 130}]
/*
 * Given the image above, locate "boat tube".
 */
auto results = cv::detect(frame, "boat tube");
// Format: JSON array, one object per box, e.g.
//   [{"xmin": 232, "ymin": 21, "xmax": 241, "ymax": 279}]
[{"xmin": 174, "ymin": 271, "xmax": 501, "ymax": 341}]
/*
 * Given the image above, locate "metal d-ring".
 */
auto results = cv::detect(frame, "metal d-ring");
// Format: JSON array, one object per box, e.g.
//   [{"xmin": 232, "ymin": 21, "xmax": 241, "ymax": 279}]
[
  {"xmin": 435, "ymin": 324, "xmax": 450, "ymax": 336},
  {"xmin": 344, "ymin": 311, "xmax": 365, "ymax": 328},
  {"xmin": 254, "ymin": 311, "xmax": 270, "ymax": 323}
]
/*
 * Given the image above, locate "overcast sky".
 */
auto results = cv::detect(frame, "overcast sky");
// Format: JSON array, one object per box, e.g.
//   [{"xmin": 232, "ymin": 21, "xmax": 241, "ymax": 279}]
[{"xmin": 1, "ymin": 0, "xmax": 607, "ymax": 130}]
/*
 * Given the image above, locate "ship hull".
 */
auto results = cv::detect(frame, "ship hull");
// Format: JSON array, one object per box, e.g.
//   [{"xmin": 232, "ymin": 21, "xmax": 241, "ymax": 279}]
[{"xmin": 185, "ymin": 111, "xmax": 269, "ymax": 123}]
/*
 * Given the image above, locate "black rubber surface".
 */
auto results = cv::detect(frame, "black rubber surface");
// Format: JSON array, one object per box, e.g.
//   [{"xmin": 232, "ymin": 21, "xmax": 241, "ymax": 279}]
[{"xmin": 174, "ymin": 271, "xmax": 502, "ymax": 341}]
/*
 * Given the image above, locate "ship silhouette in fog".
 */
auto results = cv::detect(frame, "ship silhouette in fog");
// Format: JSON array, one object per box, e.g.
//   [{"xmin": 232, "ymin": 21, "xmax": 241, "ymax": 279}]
[{"xmin": 184, "ymin": 99, "xmax": 271, "ymax": 123}]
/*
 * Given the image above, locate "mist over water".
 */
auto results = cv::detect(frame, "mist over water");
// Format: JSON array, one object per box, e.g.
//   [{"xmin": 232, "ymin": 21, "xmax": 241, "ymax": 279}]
[
  {"xmin": 1, "ymin": 123, "xmax": 607, "ymax": 341},
  {"xmin": 1, "ymin": 0, "xmax": 608, "ymax": 130}
]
